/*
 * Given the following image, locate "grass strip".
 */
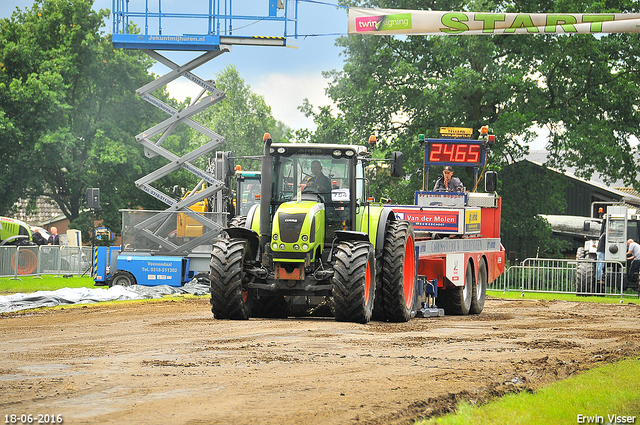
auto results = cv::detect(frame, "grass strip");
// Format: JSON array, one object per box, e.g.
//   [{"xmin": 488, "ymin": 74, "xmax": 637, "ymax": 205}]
[
  {"xmin": 418, "ymin": 357, "xmax": 640, "ymax": 425},
  {"xmin": 487, "ymin": 290, "xmax": 640, "ymax": 305},
  {"xmin": 0, "ymin": 274, "xmax": 96, "ymax": 294}
]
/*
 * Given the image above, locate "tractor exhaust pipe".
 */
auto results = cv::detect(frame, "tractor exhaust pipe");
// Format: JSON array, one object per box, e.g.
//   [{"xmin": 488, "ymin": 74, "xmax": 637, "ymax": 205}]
[{"xmin": 260, "ymin": 133, "xmax": 273, "ymax": 266}]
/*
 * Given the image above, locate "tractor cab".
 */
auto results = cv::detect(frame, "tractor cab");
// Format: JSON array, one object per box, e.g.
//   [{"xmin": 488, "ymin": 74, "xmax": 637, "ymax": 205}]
[
  {"xmin": 235, "ymin": 171, "xmax": 262, "ymax": 216},
  {"xmin": 267, "ymin": 144, "xmax": 366, "ymax": 258}
]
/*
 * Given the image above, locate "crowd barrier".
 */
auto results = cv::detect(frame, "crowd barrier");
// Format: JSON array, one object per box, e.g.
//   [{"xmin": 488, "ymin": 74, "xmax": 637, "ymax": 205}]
[
  {"xmin": 0, "ymin": 245, "xmax": 92, "ymax": 279},
  {"xmin": 490, "ymin": 257, "xmax": 637, "ymax": 300}
]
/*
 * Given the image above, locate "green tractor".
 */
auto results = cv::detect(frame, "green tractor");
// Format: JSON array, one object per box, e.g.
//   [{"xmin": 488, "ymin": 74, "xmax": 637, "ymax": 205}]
[
  {"xmin": 0, "ymin": 217, "xmax": 35, "ymax": 246},
  {"xmin": 209, "ymin": 135, "xmax": 416, "ymax": 323}
]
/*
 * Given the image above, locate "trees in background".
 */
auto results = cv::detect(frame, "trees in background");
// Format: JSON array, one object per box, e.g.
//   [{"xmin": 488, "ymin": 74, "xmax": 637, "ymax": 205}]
[
  {"xmin": 195, "ymin": 65, "xmax": 288, "ymax": 171},
  {"xmin": 0, "ymin": 1, "xmax": 287, "ymax": 240},
  {"xmin": 0, "ymin": 0, "xmax": 168, "ymax": 235}
]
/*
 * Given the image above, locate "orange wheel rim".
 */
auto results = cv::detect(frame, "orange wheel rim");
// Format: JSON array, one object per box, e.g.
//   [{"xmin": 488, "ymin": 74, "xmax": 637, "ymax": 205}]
[
  {"xmin": 364, "ymin": 260, "xmax": 372, "ymax": 305},
  {"xmin": 12, "ymin": 250, "xmax": 38, "ymax": 275},
  {"xmin": 403, "ymin": 236, "xmax": 415, "ymax": 308}
]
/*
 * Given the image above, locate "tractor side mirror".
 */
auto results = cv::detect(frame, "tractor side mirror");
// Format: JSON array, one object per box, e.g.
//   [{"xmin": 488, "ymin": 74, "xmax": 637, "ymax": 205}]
[
  {"xmin": 224, "ymin": 151, "xmax": 235, "ymax": 178},
  {"xmin": 485, "ymin": 171, "xmax": 497, "ymax": 192},
  {"xmin": 390, "ymin": 151, "xmax": 404, "ymax": 178}
]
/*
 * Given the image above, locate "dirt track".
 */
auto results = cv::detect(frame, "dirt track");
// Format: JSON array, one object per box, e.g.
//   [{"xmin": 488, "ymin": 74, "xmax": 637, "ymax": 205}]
[{"xmin": 1, "ymin": 297, "xmax": 639, "ymax": 424}]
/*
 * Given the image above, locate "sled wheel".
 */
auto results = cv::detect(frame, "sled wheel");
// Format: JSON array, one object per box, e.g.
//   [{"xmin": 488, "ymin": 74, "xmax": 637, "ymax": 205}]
[
  {"xmin": 470, "ymin": 257, "xmax": 487, "ymax": 314},
  {"xmin": 438, "ymin": 259, "xmax": 474, "ymax": 315}
]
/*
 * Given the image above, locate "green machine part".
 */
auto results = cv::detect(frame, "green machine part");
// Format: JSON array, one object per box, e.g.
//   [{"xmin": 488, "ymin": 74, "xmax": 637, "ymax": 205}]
[
  {"xmin": 0, "ymin": 217, "xmax": 33, "ymax": 245},
  {"xmin": 270, "ymin": 201, "xmax": 325, "ymax": 263}
]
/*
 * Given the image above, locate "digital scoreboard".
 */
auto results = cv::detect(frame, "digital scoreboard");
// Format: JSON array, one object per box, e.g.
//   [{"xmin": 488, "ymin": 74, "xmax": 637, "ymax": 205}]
[{"xmin": 425, "ymin": 139, "xmax": 486, "ymax": 167}]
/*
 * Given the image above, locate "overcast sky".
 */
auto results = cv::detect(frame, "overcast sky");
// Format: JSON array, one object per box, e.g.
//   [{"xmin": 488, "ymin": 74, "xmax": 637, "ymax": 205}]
[{"xmin": 0, "ymin": 0, "xmax": 348, "ymax": 132}]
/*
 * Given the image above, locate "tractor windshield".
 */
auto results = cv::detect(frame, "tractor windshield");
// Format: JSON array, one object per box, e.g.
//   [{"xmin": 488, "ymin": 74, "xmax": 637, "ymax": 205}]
[
  {"xmin": 236, "ymin": 175, "xmax": 261, "ymax": 215},
  {"xmin": 273, "ymin": 154, "xmax": 351, "ymax": 202},
  {"xmin": 272, "ymin": 152, "xmax": 354, "ymax": 238}
]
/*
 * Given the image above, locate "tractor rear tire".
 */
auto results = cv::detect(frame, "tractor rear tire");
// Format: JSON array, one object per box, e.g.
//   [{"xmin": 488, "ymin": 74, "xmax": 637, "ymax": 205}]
[
  {"xmin": 229, "ymin": 215, "xmax": 247, "ymax": 228},
  {"xmin": 109, "ymin": 270, "xmax": 136, "ymax": 287},
  {"xmin": 332, "ymin": 241, "xmax": 375, "ymax": 324},
  {"xmin": 209, "ymin": 238, "xmax": 252, "ymax": 320},
  {"xmin": 470, "ymin": 258, "xmax": 487, "ymax": 314},
  {"xmin": 381, "ymin": 220, "xmax": 416, "ymax": 322},
  {"xmin": 438, "ymin": 260, "xmax": 474, "ymax": 315}
]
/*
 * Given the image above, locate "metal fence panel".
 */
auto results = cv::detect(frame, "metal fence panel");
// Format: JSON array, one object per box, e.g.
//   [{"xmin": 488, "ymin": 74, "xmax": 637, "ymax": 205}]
[
  {"xmin": 491, "ymin": 257, "xmax": 633, "ymax": 300},
  {"xmin": 0, "ymin": 246, "xmax": 94, "ymax": 278}
]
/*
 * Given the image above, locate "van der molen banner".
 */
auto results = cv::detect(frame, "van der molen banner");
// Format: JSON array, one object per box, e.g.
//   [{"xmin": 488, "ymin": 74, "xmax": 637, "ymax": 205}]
[{"xmin": 348, "ymin": 8, "xmax": 640, "ymax": 35}]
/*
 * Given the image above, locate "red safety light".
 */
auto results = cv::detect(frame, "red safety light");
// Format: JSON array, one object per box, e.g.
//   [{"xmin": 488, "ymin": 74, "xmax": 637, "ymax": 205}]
[
  {"xmin": 263, "ymin": 133, "xmax": 272, "ymax": 143},
  {"xmin": 368, "ymin": 135, "xmax": 377, "ymax": 147}
]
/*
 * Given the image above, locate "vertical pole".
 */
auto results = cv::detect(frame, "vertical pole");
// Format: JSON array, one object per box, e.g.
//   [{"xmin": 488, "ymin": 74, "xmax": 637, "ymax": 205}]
[
  {"xmin": 145, "ymin": 0, "xmax": 149, "ymax": 35},
  {"xmin": 474, "ymin": 166, "xmax": 479, "ymax": 190},
  {"xmin": 158, "ymin": 0, "xmax": 162, "ymax": 35},
  {"xmin": 208, "ymin": 0, "xmax": 212, "ymax": 34}
]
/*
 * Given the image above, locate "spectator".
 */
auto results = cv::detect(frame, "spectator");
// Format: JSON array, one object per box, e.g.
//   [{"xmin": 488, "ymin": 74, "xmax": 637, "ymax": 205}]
[
  {"xmin": 31, "ymin": 228, "xmax": 47, "ymax": 246},
  {"xmin": 48, "ymin": 226, "xmax": 60, "ymax": 245},
  {"xmin": 626, "ymin": 239, "xmax": 640, "ymax": 283}
]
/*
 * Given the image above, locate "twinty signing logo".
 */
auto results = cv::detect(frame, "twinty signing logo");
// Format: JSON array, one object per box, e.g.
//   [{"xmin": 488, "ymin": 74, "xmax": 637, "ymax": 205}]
[{"xmin": 355, "ymin": 13, "xmax": 412, "ymax": 32}]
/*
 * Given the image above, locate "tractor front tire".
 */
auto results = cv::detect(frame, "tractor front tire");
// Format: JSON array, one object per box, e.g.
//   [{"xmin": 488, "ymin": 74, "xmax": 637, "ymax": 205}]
[
  {"xmin": 209, "ymin": 238, "xmax": 251, "ymax": 320},
  {"xmin": 381, "ymin": 220, "xmax": 416, "ymax": 322},
  {"xmin": 332, "ymin": 241, "xmax": 375, "ymax": 324},
  {"xmin": 438, "ymin": 260, "xmax": 474, "ymax": 315},
  {"xmin": 575, "ymin": 252, "xmax": 597, "ymax": 295}
]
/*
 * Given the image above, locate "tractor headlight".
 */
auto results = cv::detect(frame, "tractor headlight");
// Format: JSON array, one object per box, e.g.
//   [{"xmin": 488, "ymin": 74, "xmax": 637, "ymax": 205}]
[
  {"xmin": 293, "ymin": 244, "xmax": 300, "ymax": 250},
  {"xmin": 332, "ymin": 149, "xmax": 342, "ymax": 157},
  {"xmin": 345, "ymin": 150, "xmax": 355, "ymax": 157},
  {"xmin": 302, "ymin": 235, "xmax": 308, "ymax": 242},
  {"xmin": 277, "ymin": 147, "xmax": 286, "ymax": 154},
  {"xmin": 302, "ymin": 244, "xmax": 309, "ymax": 251},
  {"xmin": 273, "ymin": 234, "xmax": 279, "ymax": 240},
  {"xmin": 279, "ymin": 244, "xmax": 285, "ymax": 250},
  {"xmin": 272, "ymin": 243, "xmax": 278, "ymax": 250}
]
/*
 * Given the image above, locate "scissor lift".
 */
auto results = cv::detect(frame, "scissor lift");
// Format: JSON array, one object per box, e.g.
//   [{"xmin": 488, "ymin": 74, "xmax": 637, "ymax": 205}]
[{"xmin": 101, "ymin": 1, "xmax": 300, "ymax": 285}]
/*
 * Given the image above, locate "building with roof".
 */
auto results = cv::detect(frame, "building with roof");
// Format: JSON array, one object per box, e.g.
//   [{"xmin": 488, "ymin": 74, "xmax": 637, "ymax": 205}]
[{"xmin": 501, "ymin": 150, "xmax": 640, "ymax": 259}]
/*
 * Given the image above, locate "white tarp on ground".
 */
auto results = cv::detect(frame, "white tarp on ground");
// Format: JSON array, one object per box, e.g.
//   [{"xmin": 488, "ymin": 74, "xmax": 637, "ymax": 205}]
[
  {"xmin": 348, "ymin": 8, "xmax": 640, "ymax": 36},
  {"xmin": 0, "ymin": 280, "xmax": 210, "ymax": 314}
]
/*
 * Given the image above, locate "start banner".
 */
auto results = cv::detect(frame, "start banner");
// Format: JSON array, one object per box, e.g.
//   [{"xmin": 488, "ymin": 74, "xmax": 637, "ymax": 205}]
[{"xmin": 348, "ymin": 8, "xmax": 640, "ymax": 35}]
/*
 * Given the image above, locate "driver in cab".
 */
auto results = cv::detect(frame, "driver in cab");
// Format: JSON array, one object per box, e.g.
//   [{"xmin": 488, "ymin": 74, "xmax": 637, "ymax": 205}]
[
  {"xmin": 433, "ymin": 165, "xmax": 464, "ymax": 192},
  {"xmin": 305, "ymin": 160, "xmax": 331, "ymax": 193}
]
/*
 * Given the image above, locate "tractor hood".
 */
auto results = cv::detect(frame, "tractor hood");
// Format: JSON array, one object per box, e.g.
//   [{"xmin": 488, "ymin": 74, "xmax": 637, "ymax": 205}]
[{"xmin": 271, "ymin": 201, "xmax": 325, "ymax": 263}]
